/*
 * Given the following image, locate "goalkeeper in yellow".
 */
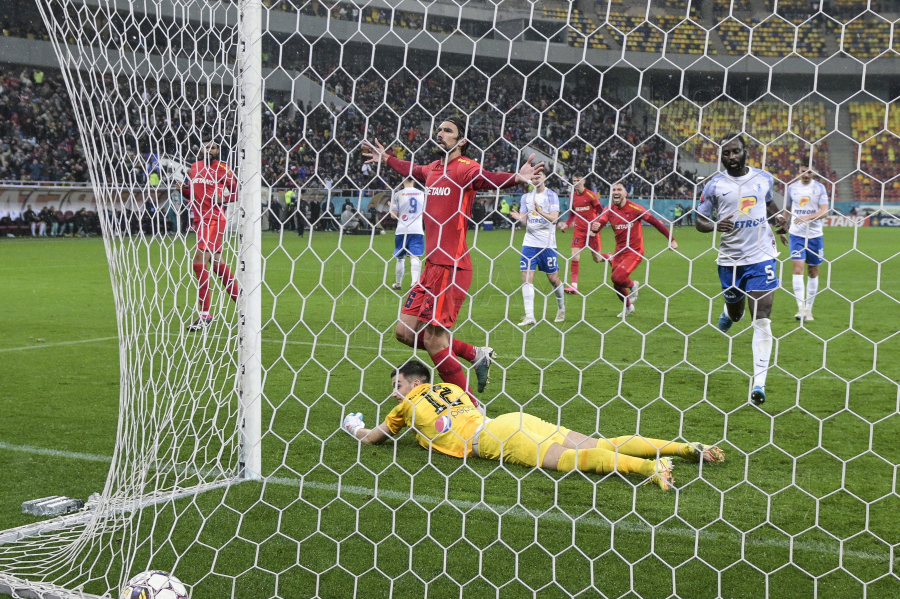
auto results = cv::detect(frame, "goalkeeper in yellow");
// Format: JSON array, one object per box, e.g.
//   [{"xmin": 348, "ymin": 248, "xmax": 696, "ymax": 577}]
[{"xmin": 342, "ymin": 360, "xmax": 725, "ymax": 490}]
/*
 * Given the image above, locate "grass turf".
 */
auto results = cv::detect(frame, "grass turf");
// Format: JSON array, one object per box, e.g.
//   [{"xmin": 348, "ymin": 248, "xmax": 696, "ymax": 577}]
[{"xmin": 0, "ymin": 226, "xmax": 898, "ymax": 598}]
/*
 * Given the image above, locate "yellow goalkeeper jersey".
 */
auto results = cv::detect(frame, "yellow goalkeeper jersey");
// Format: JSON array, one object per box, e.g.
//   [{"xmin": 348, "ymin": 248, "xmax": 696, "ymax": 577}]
[{"xmin": 384, "ymin": 383, "xmax": 484, "ymax": 458}]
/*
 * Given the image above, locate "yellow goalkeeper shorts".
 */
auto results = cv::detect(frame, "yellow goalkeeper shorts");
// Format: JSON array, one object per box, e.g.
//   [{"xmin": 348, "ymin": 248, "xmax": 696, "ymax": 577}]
[{"xmin": 477, "ymin": 413, "xmax": 571, "ymax": 468}]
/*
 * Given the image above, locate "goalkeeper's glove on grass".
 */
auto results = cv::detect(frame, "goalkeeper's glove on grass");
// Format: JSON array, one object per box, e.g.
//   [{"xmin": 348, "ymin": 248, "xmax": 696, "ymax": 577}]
[{"xmin": 343, "ymin": 412, "xmax": 365, "ymax": 437}]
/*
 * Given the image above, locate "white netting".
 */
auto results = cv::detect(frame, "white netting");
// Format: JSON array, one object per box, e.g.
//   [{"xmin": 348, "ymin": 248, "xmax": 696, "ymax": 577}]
[{"xmin": 1, "ymin": 0, "xmax": 899, "ymax": 597}]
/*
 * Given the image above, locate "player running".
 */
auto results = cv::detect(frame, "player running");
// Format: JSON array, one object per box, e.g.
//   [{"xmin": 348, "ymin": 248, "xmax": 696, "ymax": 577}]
[
  {"xmin": 590, "ymin": 182, "xmax": 678, "ymax": 318},
  {"xmin": 696, "ymin": 134, "xmax": 786, "ymax": 406},
  {"xmin": 558, "ymin": 175, "xmax": 608, "ymax": 294},
  {"xmin": 182, "ymin": 140, "xmax": 239, "ymax": 331},
  {"xmin": 362, "ymin": 117, "xmax": 544, "ymax": 400},
  {"xmin": 780, "ymin": 167, "xmax": 829, "ymax": 322},
  {"xmin": 389, "ymin": 178, "xmax": 426, "ymax": 290},
  {"xmin": 341, "ymin": 360, "xmax": 726, "ymax": 491},
  {"xmin": 510, "ymin": 171, "xmax": 566, "ymax": 326}
]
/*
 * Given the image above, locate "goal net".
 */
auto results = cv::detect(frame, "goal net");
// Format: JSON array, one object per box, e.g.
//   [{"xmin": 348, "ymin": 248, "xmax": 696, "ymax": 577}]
[{"xmin": 1, "ymin": 0, "xmax": 898, "ymax": 597}]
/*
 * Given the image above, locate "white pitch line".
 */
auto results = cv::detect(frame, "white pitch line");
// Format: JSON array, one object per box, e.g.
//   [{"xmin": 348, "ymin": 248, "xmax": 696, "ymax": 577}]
[
  {"xmin": 0, "ymin": 441, "xmax": 886, "ymax": 563},
  {"xmin": 0, "ymin": 337, "xmax": 118, "ymax": 353}
]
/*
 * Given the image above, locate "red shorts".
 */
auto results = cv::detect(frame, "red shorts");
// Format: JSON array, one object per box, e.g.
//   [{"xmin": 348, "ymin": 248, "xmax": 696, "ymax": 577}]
[
  {"xmin": 401, "ymin": 263, "xmax": 472, "ymax": 328},
  {"xmin": 611, "ymin": 250, "xmax": 643, "ymax": 275},
  {"xmin": 194, "ymin": 212, "xmax": 226, "ymax": 254},
  {"xmin": 571, "ymin": 230, "xmax": 601, "ymax": 254}
]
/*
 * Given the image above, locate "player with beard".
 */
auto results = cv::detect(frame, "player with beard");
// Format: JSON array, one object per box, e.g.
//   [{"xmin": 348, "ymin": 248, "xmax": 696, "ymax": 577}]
[
  {"xmin": 362, "ymin": 118, "xmax": 544, "ymax": 403},
  {"xmin": 696, "ymin": 134, "xmax": 786, "ymax": 405},
  {"xmin": 590, "ymin": 182, "xmax": 678, "ymax": 318}
]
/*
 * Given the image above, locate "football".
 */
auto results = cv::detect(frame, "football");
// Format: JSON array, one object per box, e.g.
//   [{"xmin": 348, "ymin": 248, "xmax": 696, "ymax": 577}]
[{"xmin": 120, "ymin": 570, "xmax": 188, "ymax": 599}]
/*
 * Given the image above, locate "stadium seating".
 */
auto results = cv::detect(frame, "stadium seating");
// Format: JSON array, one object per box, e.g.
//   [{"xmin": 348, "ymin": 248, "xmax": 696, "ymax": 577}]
[{"xmin": 849, "ymin": 102, "xmax": 900, "ymax": 201}]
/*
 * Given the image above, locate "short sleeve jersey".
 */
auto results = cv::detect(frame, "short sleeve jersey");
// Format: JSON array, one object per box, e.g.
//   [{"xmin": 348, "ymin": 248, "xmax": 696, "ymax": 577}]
[
  {"xmin": 390, "ymin": 187, "xmax": 426, "ymax": 235},
  {"xmin": 567, "ymin": 188, "xmax": 603, "ymax": 231},
  {"xmin": 698, "ymin": 168, "xmax": 778, "ymax": 266},
  {"xmin": 785, "ymin": 180, "xmax": 829, "ymax": 239},
  {"xmin": 384, "ymin": 383, "xmax": 485, "ymax": 458},
  {"xmin": 187, "ymin": 160, "xmax": 237, "ymax": 221},
  {"xmin": 521, "ymin": 188, "xmax": 560, "ymax": 249}
]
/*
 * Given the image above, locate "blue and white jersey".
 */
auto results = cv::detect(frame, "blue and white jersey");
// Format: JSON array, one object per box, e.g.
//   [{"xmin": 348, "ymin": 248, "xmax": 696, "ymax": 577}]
[
  {"xmin": 785, "ymin": 180, "xmax": 829, "ymax": 239},
  {"xmin": 390, "ymin": 187, "xmax": 425, "ymax": 235},
  {"xmin": 698, "ymin": 167, "xmax": 778, "ymax": 266},
  {"xmin": 520, "ymin": 188, "xmax": 560, "ymax": 249}
]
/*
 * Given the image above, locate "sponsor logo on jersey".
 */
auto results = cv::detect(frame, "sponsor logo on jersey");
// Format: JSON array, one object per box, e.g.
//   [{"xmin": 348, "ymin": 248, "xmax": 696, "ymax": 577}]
[
  {"xmin": 575, "ymin": 206, "xmax": 590, "ymax": 211},
  {"xmin": 739, "ymin": 196, "xmax": 757, "ymax": 215},
  {"xmin": 450, "ymin": 406, "xmax": 476, "ymax": 417},
  {"xmin": 192, "ymin": 178, "xmax": 219, "ymax": 186},
  {"xmin": 427, "ymin": 186, "xmax": 452, "ymax": 196},
  {"xmin": 435, "ymin": 415, "xmax": 452, "ymax": 433},
  {"xmin": 402, "ymin": 215, "xmax": 408, "ymax": 221},
  {"xmin": 734, "ymin": 217, "xmax": 766, "ymax": 229},
  {"xmin": 613, "ymin": 223, "xmax": 633, "ymax": 230},
  {"xmin": 798, "ymin": 196, "xmax": 810, "ymax": 207}
]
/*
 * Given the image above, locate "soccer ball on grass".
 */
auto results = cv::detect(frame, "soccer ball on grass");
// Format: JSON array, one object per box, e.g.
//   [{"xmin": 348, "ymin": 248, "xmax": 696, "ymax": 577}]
[{"xmin": 120, "ymin": 570, "xmax": 188, "ymax": 599}]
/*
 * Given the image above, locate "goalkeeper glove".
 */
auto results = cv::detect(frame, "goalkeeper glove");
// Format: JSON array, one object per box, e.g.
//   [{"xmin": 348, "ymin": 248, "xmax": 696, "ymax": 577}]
[{"xmin": 342, "ymin": 412, "xmax": 365, "ymax": 437}]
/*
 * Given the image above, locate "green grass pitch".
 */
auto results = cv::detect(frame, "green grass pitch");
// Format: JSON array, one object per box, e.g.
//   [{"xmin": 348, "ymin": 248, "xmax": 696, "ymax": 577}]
[{"xmin": 0, "ymin": 226, "xmax": 898, "ymax": 598}]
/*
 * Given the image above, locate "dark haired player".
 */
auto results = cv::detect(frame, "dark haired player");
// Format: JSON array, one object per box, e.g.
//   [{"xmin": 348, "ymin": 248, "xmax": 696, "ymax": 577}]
[
  {"xmin": 558, "ymin": 175, "xmax": 607, "ymax": 294},
  {"xmin": 696, "ymin": 134, "xmax": 786, "ymax": 405},
  {"xmin": 590, "ymin": 182, "xmax": 678, "ymax": 318},
  {"xmin": 182, "ymin": 140, "xmax": 239, "ymax": 331},
  {"xmin": 362, "ymin": 118, "xmax": 543, "ymax": 401},
  {"xmin": 341, "ymin": 359, "xmax": 727, "ymax": 491}
]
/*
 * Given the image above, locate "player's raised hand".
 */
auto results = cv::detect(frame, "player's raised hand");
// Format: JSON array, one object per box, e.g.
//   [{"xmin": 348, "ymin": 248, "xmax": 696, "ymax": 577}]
[
  {"xmin": 669, "ymin": 239, "xmax": 679, "ymax": 250},
  {"xmin": 716, "ymin": 214, "xmax": 735, "ymax": 232},
  {"xmin": 515, "ymin": 153, "xmax": 545, "ymax": 183},
  {"xmin": 342, "ymin": 412, "xmax": 365, "ymax": 437},
  {"xmin": 510, "ymin": 210, "xmax": 522, "ymax": 220},
  {"xmin": 361, "ymin": 139, "xmax": 388, "ymax": 165}
]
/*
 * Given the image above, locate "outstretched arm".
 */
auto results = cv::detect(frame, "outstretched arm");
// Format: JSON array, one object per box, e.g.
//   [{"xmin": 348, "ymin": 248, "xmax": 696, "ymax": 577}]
[
  {"xmin": 643, "ymin": 211, "xmax": 678, "ymax": 248},
  {"xmin": 471, "ymin": 153, "xmax": 545, "ymax": 190},
  {"xmin": 342, "ymin": 412, "xmax": 392, "ymax": 445},
  {"xmin": 362, "ymin": 138, "xmax": 427, "ymax": 182}
]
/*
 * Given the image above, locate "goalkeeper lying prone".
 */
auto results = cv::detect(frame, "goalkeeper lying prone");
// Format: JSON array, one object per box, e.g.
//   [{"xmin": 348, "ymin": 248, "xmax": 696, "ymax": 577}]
[{"xmin": 342, "ymin": 360, "xmax": 724, "ymax": 490}]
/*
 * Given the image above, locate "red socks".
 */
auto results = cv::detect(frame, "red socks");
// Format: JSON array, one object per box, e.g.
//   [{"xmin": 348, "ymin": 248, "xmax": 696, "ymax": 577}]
[
  {"xmin": 414, "ymin": 331, "xmax": 477, "ymax": 364},
  {"xmin": 193, "ymin": 262, "xmax": 211, "ymax": 313},
  {"xmin": 212, "ymin": 262, "xmax": 239, "ymax": 303},
  {"xmin": 570, "ymin": 260, "xmax": 579, "ymax": 284},
  {"xmin": 431, "ymin": 347, "xmax": 476, "ymax": 399}
]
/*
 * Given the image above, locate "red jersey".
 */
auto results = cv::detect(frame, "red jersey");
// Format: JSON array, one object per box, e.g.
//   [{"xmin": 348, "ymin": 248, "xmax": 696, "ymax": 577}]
[
  {"xmin": 596, "ymin": 201, "xmax": 673, "ymax": 256},
  {"xmin": 565, "ymin": 188, "xmax": 604, "ymax": 231},
  {"xmin": 182, "ymin": 160, "xmax": 237, "ymax": 221},
  {"xmin": 386, "ymin": 155, "xmax": 517, "ymax": 270}
]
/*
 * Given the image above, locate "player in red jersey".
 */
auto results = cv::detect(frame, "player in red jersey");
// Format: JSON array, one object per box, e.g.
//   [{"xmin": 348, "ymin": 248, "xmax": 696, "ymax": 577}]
[
  {"xmin": 362, "ymin": 117, "xmax": 543, "ymax": 401},
  {"xmin": 591, "ymin": 182, "xmax": 678, "ymax": 318},
  {"xmin": 181, "ymin": 140, "xmax": 239, "ymax": 331},
  {"xmin": 558, "ymin": 175, "xmax": 608, "ymax": 294}
]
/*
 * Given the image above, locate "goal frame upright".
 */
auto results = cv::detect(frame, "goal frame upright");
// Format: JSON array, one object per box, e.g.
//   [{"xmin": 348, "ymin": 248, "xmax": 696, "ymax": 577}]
[{"xmin": 236, "ymin": 0, "xmax": 264, "ymax": 482}]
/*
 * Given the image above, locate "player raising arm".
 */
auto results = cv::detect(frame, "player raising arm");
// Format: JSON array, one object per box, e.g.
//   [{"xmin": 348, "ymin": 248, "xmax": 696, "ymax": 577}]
[
  {"xmin": 182, "ymin": 140, "xmax": 239, "ymax": 331},
  {"xmin": 696, "ymin": 134, "xmax": 786, "ymax": 405},
  {"xmin": 389, "ymin": 178, "xmax": 426, "ymax": 290},
  {"xmin": 510, "ymin": 171, "xmax": 566, "ymax": 326},
  {"xmin": 362, "ymin": 117, "xmax": 543, "ymax": 402},
  {"xmin": 591, "ymin": 182, "xmax": 678, "ymax": 318},
  {"xmin": 558, "ymin": 175, "xmax": 607, "ymax": 294},
  {"xmin": 780, "ymin": 167, "xmax": 829, "ymax": 322},
  {"xmin": 341, "ymin": 360, "xmax": 726, "ymax": 491}
]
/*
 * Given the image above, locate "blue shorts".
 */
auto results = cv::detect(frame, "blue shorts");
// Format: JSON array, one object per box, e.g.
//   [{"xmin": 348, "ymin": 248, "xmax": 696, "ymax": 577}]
[
  {"xmin": 789, "ymin": 234, "xmax": 824, "ymax": 266},
  {"xmin": 520, "ymin": 246, "xmax": 559, "ymax": 274},
  {"xmin": 718, "ymin": 259, "xmax": 779, "ymax": 303},
  {"xmin": 394, "ymin": 233, "xmax": 425, "ymax": 258}
]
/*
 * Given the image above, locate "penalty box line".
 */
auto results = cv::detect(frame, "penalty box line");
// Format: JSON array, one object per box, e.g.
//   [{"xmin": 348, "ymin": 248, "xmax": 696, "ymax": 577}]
[{"xmin": 0, "ymin": 441, "xmax": 890, "ymax": 563}]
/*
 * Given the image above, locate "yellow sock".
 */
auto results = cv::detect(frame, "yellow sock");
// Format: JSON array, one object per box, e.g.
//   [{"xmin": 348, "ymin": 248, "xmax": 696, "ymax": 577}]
[
  {"xmin": 596, "ymin": 436, "xmax": 688, "ymax": 459},
  {"xmin": 556, "ymin": 448, "xmax": 655, "ymax": 477}
]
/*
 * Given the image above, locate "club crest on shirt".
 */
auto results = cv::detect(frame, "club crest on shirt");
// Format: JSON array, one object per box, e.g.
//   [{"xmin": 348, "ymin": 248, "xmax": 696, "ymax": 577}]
[
  {"xmin": 435, "ymin": 415, "xmax": 452, "ymax": 433},
  {"xmin": 799, "ymin": 196, "xmax": 810, "ymax": 207},
  {"xmin": 739, "ymin": 196, "xmax": 757, "ymax": 215}
]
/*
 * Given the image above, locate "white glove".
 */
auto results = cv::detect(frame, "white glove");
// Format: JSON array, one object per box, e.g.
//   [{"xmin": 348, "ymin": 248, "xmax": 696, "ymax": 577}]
[{"xmin": 342, "ymin": 412, "xmax": 365, "ymax": 437}]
